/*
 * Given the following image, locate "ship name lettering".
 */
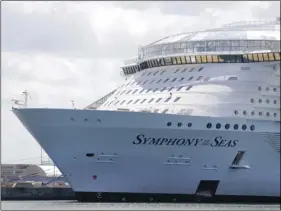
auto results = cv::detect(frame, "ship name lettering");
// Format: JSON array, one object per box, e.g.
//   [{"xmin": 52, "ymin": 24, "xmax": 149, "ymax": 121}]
[{"xmin": 133, "ymin": 134, "xmax": 238, "ymax": 148}]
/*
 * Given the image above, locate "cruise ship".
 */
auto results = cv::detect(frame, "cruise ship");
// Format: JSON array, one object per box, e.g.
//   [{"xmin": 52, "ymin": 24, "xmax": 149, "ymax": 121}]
[{"xmin": 12, "ymin": 19, "xmax": 280, "ymax": 203}]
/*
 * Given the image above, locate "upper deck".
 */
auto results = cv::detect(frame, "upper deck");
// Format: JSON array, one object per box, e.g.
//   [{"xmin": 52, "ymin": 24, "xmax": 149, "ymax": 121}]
[{"xmin": 122, "ymin": 19, "xmax": 280, "ymax": 67}]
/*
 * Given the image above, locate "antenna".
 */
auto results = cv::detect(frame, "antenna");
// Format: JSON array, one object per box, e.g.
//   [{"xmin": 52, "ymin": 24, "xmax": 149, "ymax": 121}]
[
  {"xmin": 11, "ymin": 90, "xmax": 32, "ymax": 108},
  {"xmin": 71, "ymin": 100, "xmax": 75, "ymax": 109}
]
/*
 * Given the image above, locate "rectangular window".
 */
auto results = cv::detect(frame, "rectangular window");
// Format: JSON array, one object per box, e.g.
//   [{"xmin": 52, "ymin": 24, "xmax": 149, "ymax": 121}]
[
  {"xmin": 263, "ymin": 53, "xmax": 269, "ymax": 61},
  {"xmin": 185, "ymin": 56, "xmax": 191, "ymax": 63},
  {"xmin": 176, "ymin": 57, "xmax": 182, "ymax": 64},
  {"xmin": 172, "ymin": 57, "xmax": 177, "ymax": 65},
  {"xmin": 174, "ymin": 69, "xmax": 180, "ymax": 73},
  {"xmin": 258, "ymin": 53, "xmax": 263, "ymax": 62},
  {"xmin": 228, "ymin": 76, "xmax": 238, "ymax": 81},
  {"xmin": 114, "ymin": 101, "xmax": 120, "ymax": 105},
  {"xmin": 156, "ymin": 98, "xmax": 162, "ymax": 103},
  {"xmin": 148, "ymin": 98, "xmax": 154, "ymax": 103},
  {"xmin": 181, "ymin": 56, "xmax": 186, "ymax": 64},
  {"xmin": 196, "ymin": 55, "xmax": 202, "ymax": 63},
  {"xmin": 253, "ymin": 53, "xmax": 259, "ymax": 62},
  {"xmin": 132, "ymin": 89, "xmax": 138, "ymax": 94},
  {"xmin": 153, "ymin": 71, "xmax": 159, "ymax": 76},
  {"xmin": 204, "ymin": 77, "xmax": 210, "ymax": 81},
  {"xmin": 274, "ymin": 53, "xmax": 280, "ymax": 61},
  {"xmin": 127, "ymin": 90, "xmax": 132, "ymax": 94},
  {"xmin": 127, "ymin": 100, "xmax": 133, "ymax": 104},
  {"xmin": 247, "ymin": 54, "xmax": 253, "ymax": 61},
  {"xmin": 133, "ymin": 99, "xmax": 140, "ymax": 104},
  {"xmin": 171, "ymin": 78, "xmax": 177, "ymax": 82},
  {"xmin": 120, "ymin": 100, "xmax": 126, "ymax": 105},
  {"xmin": 168, "ymin": 87, "xmax": 174, "ymax": 91},
  {"xmin": 212, "ymin": 55, "xmax": 219, "ymax": 63},
  {"xmin": 201, "ymin": 56, "xmax": 207, "ymax": 63},
  {"xmin": 161, "ymin": 87, "xmax": 166, "ymax": 92},
  {"xmin": 178, "ymin": 77, "xmax": 184, "ymax": 81},
  {"xmin": 147, "ymin": 72, "xmax": 151, "ymax": 76},
  {"xmin": 146, "ymin": 89, "xmax": 152, "ymax": 93},
  {"xmin": 157, "ymin": 79, "xmax": 162, "ymax": 83},
  {"xmin": 160, "ymin": 70, "xmax": 166, "ymax": 75},
  {"xmin": 139, "ymin": 89, "xmax": 145, "ymax": 94},
  {"xmin": 196, "ymin": 76, "xmax": 203, "ymax": 81},
  {"xmin": 140, "ymin": 99, "xmax": 147, "ymax": 104},
  {"xmin": 268, "ymin": 53, "xmax": 275, "ymax": 61},
  {"xmin": 198, "ymin": 67, "xmax": 204, "ymax": 72},
  {"xmin": 163, "ymin": 79, "xmax": 169, "ymax": 83},
  {"xmin": 181, "ymin": 68, "xmax": 187, "ymax": 73},
  {"xmin": 149, "ymin": 80, "xmax": 155, "ymax": 84},
  {"xmin": 173, "ymin": 97, "xmax": 181, "ymax": 102},
  {"xmin": 186, "ymin": 86, "xmax": 192, "ymax": 91},
  {"xmin": 162, "ymin": 109, "xmax": 169, "ymax": 114},
  {"xmin": 188, "ymin": 76, "xmax": 193, "ymax": 81},
  {"xmin": 143, "ymin": 80, "xmax": 148, "ymax": 84},
  {"xmin": 189, "ymin": 68, "xmax": 194, "ymax": 72},
  {"xmin": 177, "ymin": 86, "xmax": 184, "ymax": 91},
  {"xmin": 207, "ymin": 55, "xmax": 213, "ymax": 63},
  {"xmin": 164, "ymin": 97, "xmax": 171, "ymax": 102},
  {"xmin": 153, "ymin": 88, "xmax": 159, "ymax": 92}
]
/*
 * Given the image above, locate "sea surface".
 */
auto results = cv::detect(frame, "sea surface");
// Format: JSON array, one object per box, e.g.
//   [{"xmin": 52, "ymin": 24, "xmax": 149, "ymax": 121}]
[{"xmin": 1, "ymin": 201, "xmax": 280, "ymax": 210}]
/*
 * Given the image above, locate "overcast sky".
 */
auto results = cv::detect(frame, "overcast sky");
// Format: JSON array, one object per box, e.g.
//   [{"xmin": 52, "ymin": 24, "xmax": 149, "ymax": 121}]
[{"xmin": 1, "ymin": 1, "xmax": 280, "ymax": 164}]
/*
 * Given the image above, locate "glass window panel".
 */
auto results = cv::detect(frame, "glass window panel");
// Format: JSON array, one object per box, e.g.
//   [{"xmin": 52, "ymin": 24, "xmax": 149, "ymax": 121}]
[
  {"xmin": 176, "ymin": 57, "xmax": 182, "ymax": 64},
  {"xmin": 268, "ymin": 53, "xmax": 275, "ymax": 61},
  {"xmin": 190, "ymin": 56, "xmax": 196, "ymax": 63},
  {"xmin": 212, "ymin": 55, "xmax": 219, "ymax": 63},
  {"xmin": 185, "ymin": 56, "xmax": 191, "ymax": 63},
  {"xmin": 247, "ymin": 54, "xmax": 253, "ymax": 62},
  {"xmin": 207, "ymin": 55, "xmax": 213, "ymax": 62},
  {"xmin": 274, "ymin": 53, "xmax": 280, "ymax": 61},
  {"xmin": 181, "ymin": 56, "xmax": 186, "ymax": 64},
  {"xmin": 195, "ymin": 55, "xmax": 201, "ymax": 63},
  {"xmin": 172, "ymin": 57, "xmax": 177, "ymax": 65},
  {"xmin": 258, "ymin": 53, "xmax": 263, "ymax": 62},
  {"xmin": 201, "ymin": 55, "xmax": 207, "ymax": 63},
  {"xmin": 253, "ymin": 53, "xmax": 259, "ymax": 62},
  {"xmin": 263, "ymin": 53, "xmax": 269, "ymax": 61}
]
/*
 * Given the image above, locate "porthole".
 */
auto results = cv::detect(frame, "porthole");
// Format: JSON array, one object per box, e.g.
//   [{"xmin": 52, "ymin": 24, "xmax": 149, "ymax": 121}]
[
  {"xmin": 206, "ymin": 123, "xmax": 212, "ymax": 129},
  {"xmin": 70, "ymin": 118, "xmax": 75, "ymax": 121},
  {"xmin": 177, "ymin": 122, "xmax": 182, "ymax": 127},
  {"xmin": 266, "ymin": 112, "xmax": 270, "ymax": 116},
  {"xmin": 250, "ymin": 99, "xmax": 254, "ymax": 103},
  {"xmin": 250, "ymin": 125, "xmax": 255, "ymax": 131},
  {"xmin": 273, "ymin": 113, "xmax": 277, "ymax": 117},
  {"xmin": 225, "ymin": 124, "xmax": 230, "ymax": 129},
  {"xmin": 251, "ymin": 111, "xmax": 255, "ymax": 116},
  {"xmin": 259, "ymin": 112, "xmax": 262, "ymax": 116},
  {"xmin": 242, "ymin": 125, "xmax": 247, "ymax": 130},
  {"xmin": 216, "ymin": 123, "xmax": 221, "ymax": 129},
  {"xmin": 243, "ymin": 110, "xmax": 247, "ymax": 115},
  {"xmin": 234, "ymin": 124, "xmax": 239, "ymax": 130},
  {"xmin": 187, "ymin": 123, "xmax": 192, "ymax": 127},
  {"xmin": 167, "ymin": 122, "xmax": 172, "ymax": 126},
  {"xmin": 234, "ymin": 110, "xmax": 238, "ymax": 115},
  {"xmin": 273, "ymin": 88, "xmax": 277, "ymax": 92},
  {"xmin": 258, "ymin": 87, "xmax": 262, "ymax": 91},
  {"xmin": 273, "ymin": 100, "xmax": 277, "ymax": 104},
  {"xmin": 258, "ymin": 99, "xmax": 262, "ymax": 103}
]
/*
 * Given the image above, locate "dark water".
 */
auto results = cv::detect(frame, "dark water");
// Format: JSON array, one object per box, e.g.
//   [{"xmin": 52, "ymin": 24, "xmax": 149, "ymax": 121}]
[{"xmin": 2, "ymin": 201, "xmax": 280, "ymax": 210}]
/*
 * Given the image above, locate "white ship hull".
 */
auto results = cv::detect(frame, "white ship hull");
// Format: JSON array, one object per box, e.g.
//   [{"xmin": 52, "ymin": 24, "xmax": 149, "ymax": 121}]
[{"xmin": 13, "ymin": 108, "xmax": 280, "ymax": 202}]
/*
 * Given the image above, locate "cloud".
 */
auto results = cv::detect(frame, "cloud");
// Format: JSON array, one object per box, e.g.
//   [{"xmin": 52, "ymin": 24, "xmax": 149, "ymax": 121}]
[{"xmin": 1, "ymin": 1, "xmax": 280, "ymax": 163}]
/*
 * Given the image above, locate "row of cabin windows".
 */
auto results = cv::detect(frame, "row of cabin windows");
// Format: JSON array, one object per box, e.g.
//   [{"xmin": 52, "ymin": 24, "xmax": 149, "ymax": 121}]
[
  {"xmin": 140, "ymin": 66, "xmax": 204, "ymax": 77},
  {"xmin": 166, "ymin": 121, "xmax": 255, "ymax": 131},
  {"xmin": 250, "ymin": 98, "xmax": 278, "ymax": 105},
  {"xmin": 234, "ymin": 110, "xmax": 278, "ymax": 118},
  {"xmin": 116, "ymin": 85, "xmax": 193, "ymax": 96},
  {"xmin": 206, "ymin": 122, "xmax": 255, "ymax": 131},
  {"xmin": 103, "ymin": 96, "xmax": 182, "ymax": 107},
  {"xmin": 122, "ymin": 75, "xmax": 238, "ymax": 89},
  {"xmin": 258, "ymin": 86, "xmax": 278, "ymax": 92}
]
